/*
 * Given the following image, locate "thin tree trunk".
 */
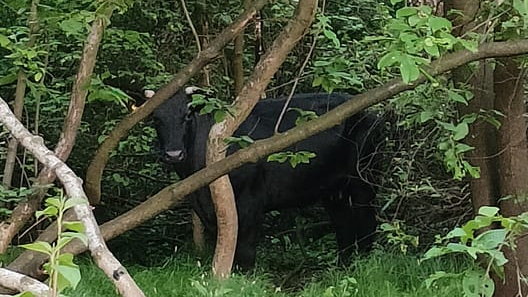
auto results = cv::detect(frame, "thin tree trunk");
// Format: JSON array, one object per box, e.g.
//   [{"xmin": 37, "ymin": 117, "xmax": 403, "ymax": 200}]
[
  {"xmin": 7, "ymin": 39, "xmax": 528, "ymax": 281},
  {"xmin": 2, "ymin": 0, "xmax": 40, "ymax": 187},
  {"xmin": 447, "ymin": 0, "xmax": 499, "ymax": 212},
  {"xmin": 206, "ymin": 0, "xmax": 319, "ymax": 278},
  {"xmin": 493, "ymin": 58, "xmax": 528, "ymax": 297}
]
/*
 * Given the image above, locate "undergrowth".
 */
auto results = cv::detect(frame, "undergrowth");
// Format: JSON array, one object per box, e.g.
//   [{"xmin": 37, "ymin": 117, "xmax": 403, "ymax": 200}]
[{"xmin": 68, "ymin": 251, "xmax": 472, "ymax": 297}]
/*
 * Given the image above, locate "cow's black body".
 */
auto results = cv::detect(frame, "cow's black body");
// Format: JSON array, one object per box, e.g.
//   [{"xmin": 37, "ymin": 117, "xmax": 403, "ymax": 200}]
[{"xmin": 153, "ymin": 91, "xmax": 381, "ymax": 268}]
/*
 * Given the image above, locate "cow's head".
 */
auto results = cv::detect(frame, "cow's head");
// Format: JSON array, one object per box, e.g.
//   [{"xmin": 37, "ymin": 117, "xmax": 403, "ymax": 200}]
[{"xmin": 149, "ymin": 87, "xmax": 199, "ymax": 164}]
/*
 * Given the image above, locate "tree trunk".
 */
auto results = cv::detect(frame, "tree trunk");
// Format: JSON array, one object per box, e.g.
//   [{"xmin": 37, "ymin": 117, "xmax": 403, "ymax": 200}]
[
  {"xmin": 2, "ymin": 0, "xmax": 40, "ymax": 187},
  {"xmin": 447, "ymin": 0, "xmax": 499, "ymax": 212},
  {"xmin": 207, "ymin": 0, "xmax": 318, "ymax": 278},
  {"xmin": 493, "ymin": 58, "xmax": 528, "ymax": 297}
]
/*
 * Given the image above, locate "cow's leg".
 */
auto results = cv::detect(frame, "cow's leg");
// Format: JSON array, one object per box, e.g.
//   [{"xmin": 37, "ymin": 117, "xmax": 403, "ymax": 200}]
[
  {"xmin": 324, "ymin": 180, "xmax": 377, "ymax": 263},
  {"xmin": 234, "ymin": 223, "xmax": 260, "ymax": 270},
  {"xmin": 233, "ymin": 199, "xmax": 264, "ymax": 270}
]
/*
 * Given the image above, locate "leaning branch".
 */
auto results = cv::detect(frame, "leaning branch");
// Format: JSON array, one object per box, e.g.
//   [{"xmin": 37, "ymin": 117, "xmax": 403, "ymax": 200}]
[
  {"xmin": 0, "ymin": 98, "xmax": 146, "ymax": 297},
  {"xmin": 9, "ymin": 39, "xmax": 528, "ymax": 277},
  {"xmin": 85, "ymin": 0, "xmax": 270, "ymax": 204}
]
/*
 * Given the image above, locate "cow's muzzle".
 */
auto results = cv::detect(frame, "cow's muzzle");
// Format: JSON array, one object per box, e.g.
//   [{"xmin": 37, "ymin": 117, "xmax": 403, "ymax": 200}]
[{"xmin": 163, "ymin": 150, "xmax": 186, "ymax": 163}]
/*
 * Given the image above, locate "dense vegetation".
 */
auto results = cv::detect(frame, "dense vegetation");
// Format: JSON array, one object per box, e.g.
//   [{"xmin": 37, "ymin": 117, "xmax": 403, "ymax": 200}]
[{"xmin": 1, "ymin": 0, "xmax": 528, "ymax": 296}]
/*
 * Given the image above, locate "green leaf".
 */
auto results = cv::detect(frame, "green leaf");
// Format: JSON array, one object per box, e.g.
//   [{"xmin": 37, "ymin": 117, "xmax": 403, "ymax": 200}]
[
  {"xmin": 390, "ymin": 0, "xmax": 404, "ymax": 4},
  {"xmin": 36, "ymin": 206, "xmax": 58, "ymax": 219},
  {"xmin": 428, "ymin": 16, "xmax": 452, "ymax": 32},
  {"xmin": 57, "ymin": 263, "xmax": 82, "ymax": 290},
  {"xmin": 63, "ymin": 221, "xmax": 85, "ymax": 233},
  {"xmin": 478, "ymin": 206, "xmax": 500, "ymax": 217},
  {"xmin": 448, "ymin": 90, "xmax": 468, "ymax": 105},
  {"xmin": 0, "ymin": 73, "xmax": 18, "ymax": 86},
  {"xmin": 462, "ymin": 271, "xmax": 494, "ymax": 297},
  {"xmin": 0, "ymin": 34, "xmax": 10, "ymax": 47},
  {"xmin": 423, "ymin": 246, "xmax": 452, "ymax": 259},
  {"xmin": 399, "ymin": 55, "xmax": 420, "ymax": 83},
  {"xmin": 377, "ymin": 51, "xmax": 400, "ymax": 69},
  {"xmin": 453, "ymin": 122, "xmax": 469, "ymax": 141},
  {"xmin": 473, "ymin": 229, "xmax": 508, "ymax": 250},
  {"xmin": 419, "ymin": 111, "xmax": 434, "ymax": 123},
  {"xmin": 424, "ymin": 43, "xmax": 440, "ymax": 57},
  {"xmin": 396, "ymin": 7, "xmax": 418, "ymax": 18},
  {"xmin": 60, "ymin": 18, "xmax": 84, "ymax": 36},
  {"xmin": 445, "ymin": 227, "xmax": 467, "ymax": 239},
  {"xmin": 20, "ymin": 241, "xmax": 53, "ymax": 255},
  {"xmin": 61, "ymin": 232, "xmax": 88, "ymax": 246}
]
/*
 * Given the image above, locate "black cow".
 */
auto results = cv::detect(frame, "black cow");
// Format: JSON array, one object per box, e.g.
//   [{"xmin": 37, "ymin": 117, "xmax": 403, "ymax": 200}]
[{"xmin": 152, "ymin": 89, "xmax": 381, "ymax": 268}]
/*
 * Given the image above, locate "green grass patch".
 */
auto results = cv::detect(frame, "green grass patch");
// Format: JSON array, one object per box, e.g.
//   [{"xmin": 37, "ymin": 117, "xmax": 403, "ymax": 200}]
[{"xmin": 68, "ymin": 251, "xmax": 471, "ymax": 297}]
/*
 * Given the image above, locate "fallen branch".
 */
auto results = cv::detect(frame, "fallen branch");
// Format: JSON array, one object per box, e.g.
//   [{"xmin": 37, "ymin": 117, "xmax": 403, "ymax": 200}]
[
  {"xmin": 0, "ymin": 97, "xmax": 146, "ymax": 297},
  {"xmin": 0, "ymin": 268, "xmax": 49, "ymax": 297}
]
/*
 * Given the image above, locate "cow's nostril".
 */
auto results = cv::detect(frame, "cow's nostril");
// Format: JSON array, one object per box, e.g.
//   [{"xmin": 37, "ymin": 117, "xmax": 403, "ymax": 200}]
[{"xmin": 165, "ymin": 150, "xmax": 185, "ymax": 161}]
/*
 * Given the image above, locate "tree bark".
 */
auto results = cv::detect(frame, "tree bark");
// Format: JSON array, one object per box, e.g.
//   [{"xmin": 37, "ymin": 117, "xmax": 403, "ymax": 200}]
[
  {"xmin": 0, "ymin": 268, "xmax": 49, "ymax": 297},
  {"xmin": 447, "ymin": 0, "xmax": 499, "ymax": 212},
  {"xmin": 8, "ymin": 39, "xmax": 528, "ymax": 280},
  {"xmin": 493, "ymin": 58, "xmax": 528, "ymax": 297},
  {"xmin": 0, "ymin": 7, "xmax": 113, "ymax": 254},
  {"xmin": 0, "ymin": 97, "xmax": 146, "ymax": 297},
  {"xmin": 84, "ymin": 0, "xmax": 270, "ymax": 205}
]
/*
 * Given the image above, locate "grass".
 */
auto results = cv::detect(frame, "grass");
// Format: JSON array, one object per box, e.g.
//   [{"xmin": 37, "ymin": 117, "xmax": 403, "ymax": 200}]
[{"xmin": 67, "ymin": 251, "xmax": 472, "ymax": 297}]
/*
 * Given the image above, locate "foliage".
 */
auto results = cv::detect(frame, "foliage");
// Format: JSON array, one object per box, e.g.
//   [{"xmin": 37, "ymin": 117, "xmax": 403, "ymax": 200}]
[
  {"xmin": 379, "ymin": 221, "xmax": 419, "ymax": 254},
  {"xmin": 372, "ymin": 3, "xmax": 477, "ymax": 83},
  {"xmin": 267, "ymin": 151, "xmax": 316, "ymax": 168},
  {"xmin": 389, "ymin": 81, "xmax": 479, "ymax": 180},
  {"xmin": 20, "ymin": 190, "xmax": 88, "ymax": 297},
  {"xmin": 423, "ymin": 206, "xmax": 528, "ymax": 297},
  {"xmin": 0, "ymin": 185, "xmax": 33, "ymax": 218},
  {"xmin": 189, "ymin": 93, "xmax": 234, "ymax": 123}
]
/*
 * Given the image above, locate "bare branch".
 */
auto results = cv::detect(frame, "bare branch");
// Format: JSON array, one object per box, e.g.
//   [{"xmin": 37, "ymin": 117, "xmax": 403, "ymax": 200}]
[{"xmin": 0, "ymin": 268, "xmax": 49, "ymax": 297}]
